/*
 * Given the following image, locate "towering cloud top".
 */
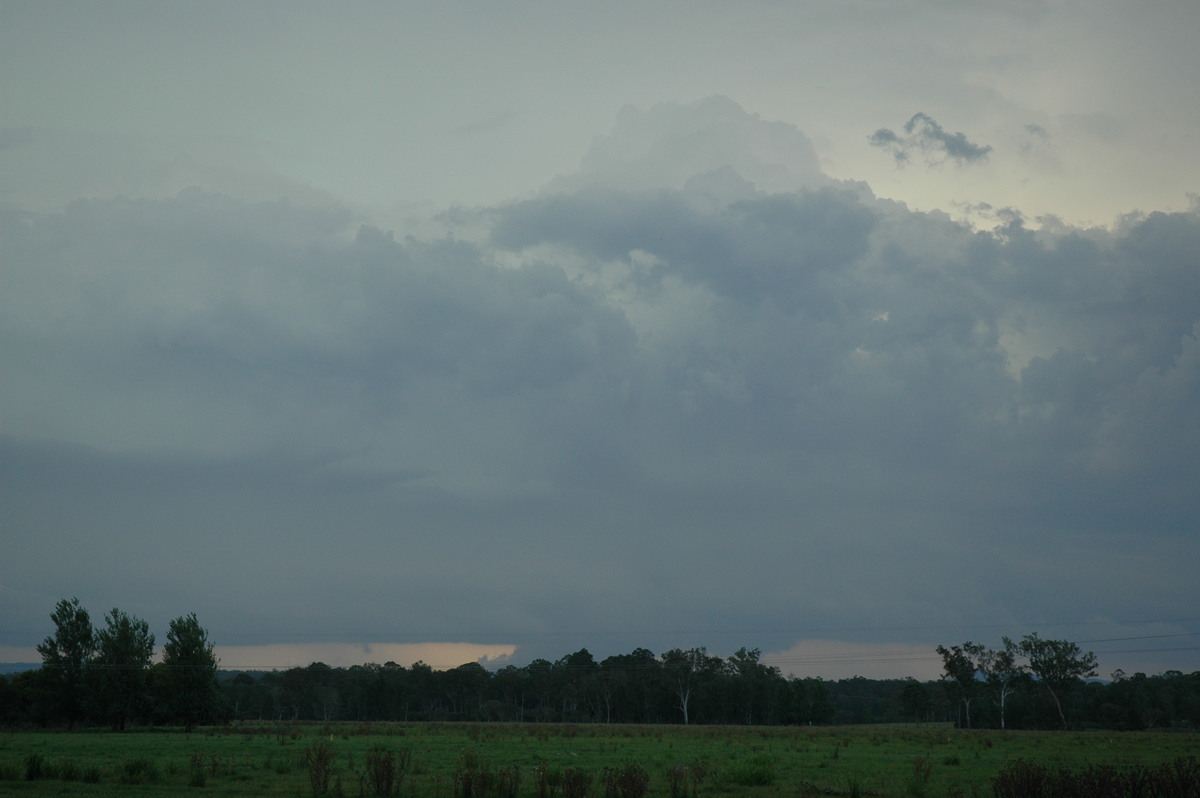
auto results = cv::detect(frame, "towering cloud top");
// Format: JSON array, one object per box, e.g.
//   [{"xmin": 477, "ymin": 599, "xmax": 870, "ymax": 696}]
[{"xmin": 549, "ymin": 96, "xmax": 828, "ymax": 195}]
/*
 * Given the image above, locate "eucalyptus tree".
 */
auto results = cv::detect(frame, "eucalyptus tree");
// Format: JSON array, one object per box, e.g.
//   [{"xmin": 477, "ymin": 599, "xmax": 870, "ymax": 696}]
[
  {"xmin": 661, "ymin": 646, "xmax": 722, "ymax": 724},
  {"xmin": 978, "ymin": 637, "xmax": 1025, "ymax": 729},
  {"xmin": 936, "ymin": 641, "xmax": 986, "ymax": 728},
  {"xmin": 1019, "ymin": 633, "xmax": 1097, "ymax": 729}
]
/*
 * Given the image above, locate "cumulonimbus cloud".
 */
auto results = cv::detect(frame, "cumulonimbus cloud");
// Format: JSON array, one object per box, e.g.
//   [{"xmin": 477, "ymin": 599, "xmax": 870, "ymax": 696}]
[{"xmin": 3, "ymin": 99, "xmax": 1197, "ymax": 675}]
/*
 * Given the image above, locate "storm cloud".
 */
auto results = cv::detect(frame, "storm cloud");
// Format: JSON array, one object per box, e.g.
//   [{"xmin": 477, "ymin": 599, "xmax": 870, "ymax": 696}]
[
  {"xmin": 5, "ymin": 0, "xmax": 1200, "ymax": 676},
  {"xmin": 3, "ymin": 96, "xmax": 1197, "ymax": 675}
]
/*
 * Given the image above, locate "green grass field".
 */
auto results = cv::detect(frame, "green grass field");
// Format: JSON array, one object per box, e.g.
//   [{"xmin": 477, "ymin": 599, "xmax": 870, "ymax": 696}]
[{"xmin": 1, "ymin": 722, "xmax": 1196, "ymax": 797}]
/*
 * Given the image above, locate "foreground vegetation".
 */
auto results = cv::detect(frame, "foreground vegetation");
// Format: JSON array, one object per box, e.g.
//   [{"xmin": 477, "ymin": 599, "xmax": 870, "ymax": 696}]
[{"xmin": 1, "ymin": 722, "xmax": 1197, "ymax": 797}]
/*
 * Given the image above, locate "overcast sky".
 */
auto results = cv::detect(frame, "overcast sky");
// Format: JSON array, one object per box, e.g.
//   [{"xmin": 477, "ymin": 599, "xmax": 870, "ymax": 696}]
[{"xmin": 3, "ymin": 0, "xmax": 1198, "ymax": 680}]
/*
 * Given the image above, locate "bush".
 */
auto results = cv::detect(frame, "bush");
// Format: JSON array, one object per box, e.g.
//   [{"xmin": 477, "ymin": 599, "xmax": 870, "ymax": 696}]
[
  {"xmin": 535, "ymin": 763, "xmax": 561, "ymax": 798},
  {"xmin": 561, "ymin": 766, "xmax": 592, "ymax": 798},
  {"xmin": 304, "ymin": 739, "xmax": 336, "ymax": 795},
  {"xmin": 603, "ymin": 763, "xmax": 650, "ymax": 798},
  {"xmin": 366, "ymin": 746, "xmax": 413, "ymax": 796},
  {"xmin": 666, "ymin": 762, "xmax": 707, "ymax": 798},
  {"xmin": 495, "ymin": 765, "xmax": 522, "ymax": 798},
  {"xmin": 454, "ymin": 748, "xmax": 518, "ymax": 798}
]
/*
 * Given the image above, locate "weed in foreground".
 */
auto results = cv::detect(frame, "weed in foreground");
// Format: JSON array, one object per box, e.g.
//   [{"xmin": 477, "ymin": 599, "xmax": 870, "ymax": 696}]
[
  {"xmin": 904, "ymin": 755, "xmax": 933, "ymax": 797},
  {"xmin": 722, "ymin": 752, "xmax": 777, "ymax": 787},
  {"xmin": 119, "ymin": 757, "xmax": 162, "ymax": 785},
  {"xmin": 188, "ymin": 751, "xmax": 207, "ymax": 787},
  {"xmin": 303, "ymin": 738, "xmax": 336, "ymax": 795},
  {"xmin": 561, "ymin": 765, "xmax": 592, "ymax": 798},
  {"xmin": 24, "ymin": 753, "xmax": 51, "ymax": 781},
  {"xmin": 365, "ymin": 745, "xmax": 412, "ymax": 796},
  {"xmin": 993, "ymin": 756, "xmax": 1200, "ymax": 798},
  {"xmin": 603, "ymin": 763, "xmax": 650, "ymax": 798}
]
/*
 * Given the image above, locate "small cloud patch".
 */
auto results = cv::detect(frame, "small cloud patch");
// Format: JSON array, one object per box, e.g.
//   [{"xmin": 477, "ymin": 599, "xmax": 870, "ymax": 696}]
[{"xmin": 870, "ymin": 112, "xmax": 992, "ymax": 166}]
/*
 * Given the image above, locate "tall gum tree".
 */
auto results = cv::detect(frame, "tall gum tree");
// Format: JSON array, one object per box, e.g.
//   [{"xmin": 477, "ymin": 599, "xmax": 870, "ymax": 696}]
[
  {"xmin": 978, "ymin": 637, "xmax": 1025, "ymax": 730},
  {"xmin": 1019, "ymin": 633, "xmax": 1098, "ymax": 729},
  {"xmin": 936, "ymin": 641, "xmax": 985, "ymax": 729}
]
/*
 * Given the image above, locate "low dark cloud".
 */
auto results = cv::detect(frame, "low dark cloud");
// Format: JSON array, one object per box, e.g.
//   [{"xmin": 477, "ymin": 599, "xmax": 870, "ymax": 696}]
[
  {"xmin": 3, "ymin": 99, "xmax": 1197, "ymax": 674},
  {"xmin": 871, "ymin": 112, "xmax": 993, "ymax": 165}
]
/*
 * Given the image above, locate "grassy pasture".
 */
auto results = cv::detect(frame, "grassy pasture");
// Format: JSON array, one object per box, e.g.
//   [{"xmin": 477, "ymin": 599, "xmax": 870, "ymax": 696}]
[{"xmin": 1, "ymin": 722, "xmax": 1196, "ymax": 797}]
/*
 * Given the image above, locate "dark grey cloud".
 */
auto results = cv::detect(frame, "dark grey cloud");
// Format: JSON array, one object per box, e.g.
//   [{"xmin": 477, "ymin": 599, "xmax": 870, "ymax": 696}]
[
  {"xmin": 3, "ymin": 99, "xmax": 1198, "ymax": 675},
  {"xmin": 871, "ymin": 112, "xmax": 993, "ymax": 165}
]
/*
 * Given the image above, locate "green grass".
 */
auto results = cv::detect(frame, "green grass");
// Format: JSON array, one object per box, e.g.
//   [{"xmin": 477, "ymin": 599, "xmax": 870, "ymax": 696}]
[{"xmin": 0, "ymin": 722, "xmax": 1195, "ymax": 796}]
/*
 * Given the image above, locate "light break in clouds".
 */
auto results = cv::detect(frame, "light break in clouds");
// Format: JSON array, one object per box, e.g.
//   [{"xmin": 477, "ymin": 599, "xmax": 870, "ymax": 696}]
[{"xmin": 2, "ymin": 1, "xmax": 1199, "ymax": 679}]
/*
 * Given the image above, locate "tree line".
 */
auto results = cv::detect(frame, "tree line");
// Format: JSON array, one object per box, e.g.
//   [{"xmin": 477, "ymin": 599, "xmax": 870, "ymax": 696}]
[
  {"xmin": 1, "ymin": 598, "xmax": 223, "ymax": 730},
  {"xmin": 3, "ymin": 600, "xmax": 1198, "ymax": 731},
  {"xmin": 214, "ymin": 643, "xmax": 1197, "ymax": 731}
]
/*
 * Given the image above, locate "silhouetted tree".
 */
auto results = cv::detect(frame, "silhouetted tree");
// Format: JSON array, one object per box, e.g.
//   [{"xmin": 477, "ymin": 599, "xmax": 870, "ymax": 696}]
[
  {"xmin": 978, "ymin": 637, "xmax": 1025, "ymax": 729},
  {"xmin": 899, "ymin": 678, "xmax": 933, "ymax": 724},
  {"xmin": 36, "ymin": 597, "xmax": 95, "ymax": 727},
  {"xmin": 91, "ymin": 608, "xmax": 155, "ymax": 730},
  {"xmin": 661, "ymin": 647, "xmax": 722, "ymax": 724},
  {"xmin": 1019, "ymin": 633, "xmax": 1097, "ymax": 729},
  {"xmin": 160, "ymin": 613, "xmax": 222, "ymax": 731},
  {"xmin": 936, "ymin": 641, "xmax": 985, "ymax": 728}
]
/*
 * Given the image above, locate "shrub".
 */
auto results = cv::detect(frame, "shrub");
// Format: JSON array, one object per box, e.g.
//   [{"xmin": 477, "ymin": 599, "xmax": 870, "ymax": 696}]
[
  {"xmin": 495, "ymin": 765, "xmax": 521, "ymax": 798},
  {"xmin": 535, "ymin": 763, "xmax": 561, "ymax": 798},
  {"xmin": 365, "ymin": 746, "xmax": 396, "ymax": 796},
  {"xmin": 666, "ymin": 764, "xmax": 688, "ymax": 798},
  {"xmin": 366, "ymin": 746, "xmax": 413, "ymax": 796},
  {"xmin": 992, "ymin": 757, "xmax": 1200, "ymax": 798},
  {"xmin": 561, "ymin": 766, "xmax": 592, "ymax": 798},
  {"xmin": 666, "ymin": 762, "xmax": 707, "ymax": 798},
  {"xmin": 303, "ymin": 739, "xmax": 336, "ymax": 795},
  {"xmin": 604, "ymin": 763, "xmax": 650, "ymax": 798},
  {"xmin": 454, "ymin": 747, "xmax": 511, "ymax": 798}
]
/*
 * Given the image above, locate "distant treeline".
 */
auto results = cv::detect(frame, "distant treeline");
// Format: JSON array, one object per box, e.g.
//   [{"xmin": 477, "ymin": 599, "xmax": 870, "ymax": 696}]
[
  {"xmin": 3, "ymin": 599, "xmax": 1198, "ymax": 731},
  {"xmin": 213, "ymin": 645, "xmax": 1198, "ymax": 731}
]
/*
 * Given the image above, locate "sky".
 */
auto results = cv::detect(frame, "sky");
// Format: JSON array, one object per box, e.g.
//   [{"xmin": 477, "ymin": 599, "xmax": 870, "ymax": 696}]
[{"xmin": 2, "ymin": 0, "xmax": 1198, "ymax": 681}]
